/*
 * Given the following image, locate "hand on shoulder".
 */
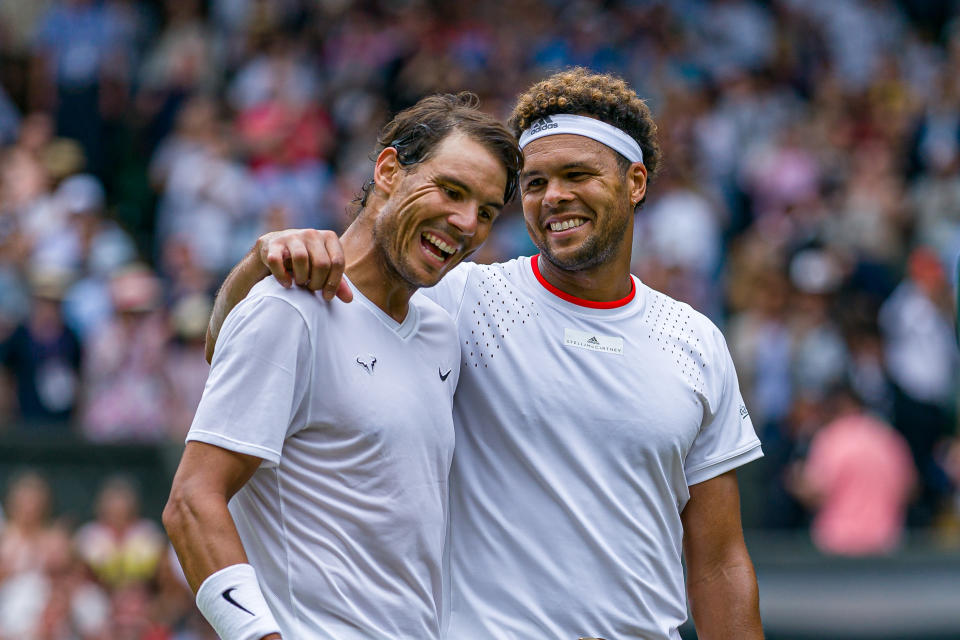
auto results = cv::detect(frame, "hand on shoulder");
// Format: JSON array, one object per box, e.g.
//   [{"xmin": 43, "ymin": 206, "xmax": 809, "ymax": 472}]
[{"xmin": 256, "ymin": 229, "xmax": 353, "ymax": 303}]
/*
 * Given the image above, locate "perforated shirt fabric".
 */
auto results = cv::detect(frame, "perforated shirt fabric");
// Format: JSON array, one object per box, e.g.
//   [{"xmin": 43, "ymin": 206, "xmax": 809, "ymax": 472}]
[{"xmin": 421, "ymin": 256, "xmax": 762, "ymax": 640}]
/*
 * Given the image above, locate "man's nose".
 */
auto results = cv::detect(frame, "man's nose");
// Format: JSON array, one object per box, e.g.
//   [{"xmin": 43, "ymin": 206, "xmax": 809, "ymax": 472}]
[
  {"xmin": 542, "ymin": 179, "xmax": 572, "ymax": 210},
  {"xmin": 447, "ymin": 202, "xmax": 478, "ymax": 237}
]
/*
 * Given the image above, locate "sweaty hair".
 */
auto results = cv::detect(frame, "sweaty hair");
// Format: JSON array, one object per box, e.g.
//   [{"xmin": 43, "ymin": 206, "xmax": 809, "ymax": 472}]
[
  {"xmin": 508, "ymin": 67, "xmax": 661, "ymax": 183},
  {"xmin": 355, "ymin": 92, "xmax": 521, "ymax": 212}
]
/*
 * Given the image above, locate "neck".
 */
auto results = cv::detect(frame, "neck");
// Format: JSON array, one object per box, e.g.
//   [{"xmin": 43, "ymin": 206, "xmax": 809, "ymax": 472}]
[
  {"xmin": 340, "ymin": 219, "xmax": 415, "ymax": 323},
  {"xmin": 535, "ymin": 243, "xmax": 634, "ymax": 304}
]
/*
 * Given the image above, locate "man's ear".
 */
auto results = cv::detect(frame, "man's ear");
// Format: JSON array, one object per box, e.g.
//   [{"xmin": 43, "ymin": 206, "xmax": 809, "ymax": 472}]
[
  {"xmin": 627, "ymin": 161, "xmax": 647, "ymax": 207},
  {"xmin": 374, "ymin": 147, "xmax": 401, "ymax": 196}
]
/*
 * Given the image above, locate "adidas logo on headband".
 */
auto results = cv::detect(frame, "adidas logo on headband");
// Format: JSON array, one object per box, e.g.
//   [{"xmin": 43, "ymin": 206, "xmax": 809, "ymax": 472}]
[
  {"xmin": 528, "ymin": 116, "xmax": 559, "ymax": 135},
  {"xmin": 518, "ymin": 114, "xmax": 644, "ymax": 165}
]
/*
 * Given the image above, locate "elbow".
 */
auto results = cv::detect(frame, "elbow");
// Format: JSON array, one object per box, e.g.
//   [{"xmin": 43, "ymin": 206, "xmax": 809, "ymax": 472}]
[
  {"xmin": 162, "ymin": 485, "xmax": 193, "ymax": 543},
  {"xmin": 163, "ymin": 476, "xmax": 230, "ymax": 544}
]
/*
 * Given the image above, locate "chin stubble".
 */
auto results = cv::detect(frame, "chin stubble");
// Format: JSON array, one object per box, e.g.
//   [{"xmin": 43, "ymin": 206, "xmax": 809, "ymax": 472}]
[{"xmin": 531, "ymin": 209, "xmax": 630, "ymax": 272}]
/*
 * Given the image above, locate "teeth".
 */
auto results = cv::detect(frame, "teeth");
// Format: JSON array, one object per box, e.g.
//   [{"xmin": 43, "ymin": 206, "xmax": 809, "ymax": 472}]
[
  {"xmin": 549, "ymin": 218, "xmax": 585, "ymax": 232},
  {"xmin": 423, "ymin": 232, "xmax": 457, "ymax": 256}
]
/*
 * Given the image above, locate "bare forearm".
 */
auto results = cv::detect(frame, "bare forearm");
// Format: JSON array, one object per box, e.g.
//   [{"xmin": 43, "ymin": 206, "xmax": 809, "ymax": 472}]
[
  {"xmin": 166, "ymin": 503, "xmax": 282, "ymax": 639},
  {"xmin": 164, "ymin": 444, "xmax": 278, "ymax": 638},
  {"xmin": 205, "ymin": 249, "xmax": 270, "ymax": 362},
  {"xmin": 164, "ymin": 492, "xmax": 249, "ymax": 593},
  {"xmin": 688, "ymin": 561, "xmax": 763, "ymax": 640}
]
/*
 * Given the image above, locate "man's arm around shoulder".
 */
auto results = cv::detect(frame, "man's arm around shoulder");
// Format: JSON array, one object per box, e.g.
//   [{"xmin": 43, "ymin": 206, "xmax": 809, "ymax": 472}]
[
  {"xmin": 681, "ymin": 469, "xmax": 763, "ymax": 640},
  {"xmin": 205, "ymin": 229, "xmax": 351, "ymax": 363}
]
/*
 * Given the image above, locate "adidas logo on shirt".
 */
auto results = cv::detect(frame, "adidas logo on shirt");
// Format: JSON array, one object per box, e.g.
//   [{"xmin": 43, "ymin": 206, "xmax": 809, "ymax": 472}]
[{"xmin": 563, "ymin": 329, "xmax": 624, "ymax": 355}]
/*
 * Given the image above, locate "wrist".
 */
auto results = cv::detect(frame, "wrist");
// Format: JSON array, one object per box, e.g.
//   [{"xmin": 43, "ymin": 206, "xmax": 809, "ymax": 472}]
[
  {"xmin": 196, "ymin": 563, "xmax": 281, "ymax": 640},
  {"xmin": 246, "ymin": 247, "xmax": 271, "ymax": 280}
]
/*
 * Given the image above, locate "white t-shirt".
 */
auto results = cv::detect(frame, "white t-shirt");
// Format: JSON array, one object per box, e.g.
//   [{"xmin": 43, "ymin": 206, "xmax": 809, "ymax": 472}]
[
  {"xmin": 422, "ymin": 256, "xmax": 763, "ymax": 640},
  {"xmin": 187, "ymin": 277, "xmax": 460, "ymax": 639}
]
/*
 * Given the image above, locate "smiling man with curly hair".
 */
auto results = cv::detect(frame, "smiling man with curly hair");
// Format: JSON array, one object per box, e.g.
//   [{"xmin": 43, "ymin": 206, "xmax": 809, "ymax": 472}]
[
  {"xmin": 204, "ymin": 68, "xmax": 764, "ymax": 640},
  {"xmin": 509, "ymin": 67, "xmax": 662, "ymax": 176}
]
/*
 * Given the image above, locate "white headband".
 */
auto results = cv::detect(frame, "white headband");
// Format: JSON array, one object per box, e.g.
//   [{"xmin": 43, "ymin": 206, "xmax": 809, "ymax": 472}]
[{"xmin": 518, "ymin": 114, "xmax": 644, "ymax": 165}]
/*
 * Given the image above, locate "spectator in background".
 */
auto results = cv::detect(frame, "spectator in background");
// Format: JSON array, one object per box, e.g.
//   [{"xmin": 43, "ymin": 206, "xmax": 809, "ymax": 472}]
[
  {"xmin": 844, "ymin": 322, "xmax": 894, "ymax": 418},
  {"xmin": 740, "ymin": 121, "xmax": 821, "ymax": 230},
  {"xmin": 787, "ymin": 247, "xmax": 849, "ymax": 401},
  {"xmin": 154, "ymin": 122, "xmax": 250, "ymax": 276},
  {"xmin": 907, "ymin": 80, "xmax": 960, "ymax": 267},
  {"xmin": 81, "ymin": 265, "xmax": 171, "ymax": 443},
  {"xmin": 109, "ymin": 580, "xmax": 171, "ymax": 640},
  {"xmin": 0, "ymin": 471, "xmax": 58, "ymax": 579},
  {"xmin": 0, "ymin": 267, "xmax": 82, "ymax": 428},
  {"xmin": 33, "ymin": 173, "xmax": 136, "ymax": 275},
  {"xmin": 137, "ymin": 0, "xmax": 218, "ymax": 149},
  {"xmin": 162, "ymin": 294, "xmax": 211, "ymax": 439},
  {"xmin": 30, "ymin": 0, "xmax": 129, "ymax": 175},
  {"xmin": 24, "ymin": 524, "xmax": 111, "ymax": 640},
  {"xmin": 148, "ymin": 94, "xmax": 220, "ymax": 193},
  {"xmin": 74, "ymin": 475, "xmax": 164, "ymax": 589},
  {"xmin": 727, "ymin": 238, "xmax": 794, "ymax": 433},
  {"xmin": 0, "ymin": 473, "xmax": 109, "ymax": 637},
  {"xmin": 880, "ymin": 246, "xmax": 959, "ymax": 524},
  {"xmin": 37, "ymin": 173, "xmax": 138, "ymax": 343},
  {"xmin": 828, "ymin": 142, "xmax": 907, "ymax": 266},
  {"xmin": 791, "ymin": 385, "xmax": 916, "ymax": 555},
  {"xmin": 231, "ymin": 29, "xmax": 334, "ymax": 234},
  {"xmin": 633, "ymin": 164, "xmax": 725, "ymax": 315},
  {"xmin": 3, "ymin": 113, "xmax": 57, "ymax": 258},
  {"xmin": 158, "ymin": 235, "xmax": 214, "ymax": 305},
  {"xmin": 693, "ymin": 0, "xmax": 776, "ymax": 77}
]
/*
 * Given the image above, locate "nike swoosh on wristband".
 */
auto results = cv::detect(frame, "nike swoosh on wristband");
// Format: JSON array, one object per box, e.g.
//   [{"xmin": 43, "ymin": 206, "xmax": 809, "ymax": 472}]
[{"xmin": 222, "ymin": 587, "xmax": 255, "ymax": 616}]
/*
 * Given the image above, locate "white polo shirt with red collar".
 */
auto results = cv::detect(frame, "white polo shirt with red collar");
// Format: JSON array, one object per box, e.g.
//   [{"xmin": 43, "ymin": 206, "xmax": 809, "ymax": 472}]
[{"xmin": 422, "ymin": 255, "xmax": 762, "ymax": 640}]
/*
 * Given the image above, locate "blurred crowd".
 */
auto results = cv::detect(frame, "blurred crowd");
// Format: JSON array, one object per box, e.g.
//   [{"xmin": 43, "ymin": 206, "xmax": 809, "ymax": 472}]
[
  {"xmin": 0, "ymin": 2, "xmax": 959, "ymax": 629},
  {"xmin": 0, "ymin": 471, "xmax": 213, "ymax": 639}
]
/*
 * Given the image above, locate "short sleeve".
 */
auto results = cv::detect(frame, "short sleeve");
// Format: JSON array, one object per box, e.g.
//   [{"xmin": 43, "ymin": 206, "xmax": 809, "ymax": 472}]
[
  {"xmin": 186, "ymin": 292, "xmax": 314, "ymax": 465},
  {"xmin": 684, "ymin": 325, "xmax": 763, "ymax": 486}
]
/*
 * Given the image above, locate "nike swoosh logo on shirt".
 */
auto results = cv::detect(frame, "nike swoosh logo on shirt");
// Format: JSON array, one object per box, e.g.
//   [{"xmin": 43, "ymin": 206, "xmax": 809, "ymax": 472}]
[
  {"xmin": 222, "ymin": 587, "xmax": 255, "ymax": 616},
  {"xmin": 439, "ymin": 368, "xmax": 452, "ymax": 381}
]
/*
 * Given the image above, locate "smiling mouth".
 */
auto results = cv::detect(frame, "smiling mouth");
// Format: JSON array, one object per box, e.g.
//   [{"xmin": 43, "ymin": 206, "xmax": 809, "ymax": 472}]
[
  {"xmin": 421, "ymin": 231, "xmax": 458, "ymax": 263},
  {"xmin": 548, "ymin": 218, "xmax": 587, "ymax": 232}
]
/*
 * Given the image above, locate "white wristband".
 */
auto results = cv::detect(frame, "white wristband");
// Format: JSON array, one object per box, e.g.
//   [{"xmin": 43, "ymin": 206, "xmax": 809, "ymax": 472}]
[{"xmin": 196, "ymin": 563, "xmax": 281, "ymax": 640}]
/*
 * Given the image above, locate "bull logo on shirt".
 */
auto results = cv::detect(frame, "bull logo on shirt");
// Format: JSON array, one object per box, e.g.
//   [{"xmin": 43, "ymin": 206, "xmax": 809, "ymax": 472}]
[{"xmin": 356, "ymin": 354, "xmax": 377, "ymax": 374}]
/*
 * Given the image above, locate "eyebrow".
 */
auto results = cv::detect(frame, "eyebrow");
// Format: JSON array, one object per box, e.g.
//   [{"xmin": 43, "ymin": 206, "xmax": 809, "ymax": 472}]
[
  {"xmin": 437, "ymin": 174, "xmax": 504, "ymax": 209},
  {"xmin": 521, "ymin": 161, "xmax": 598, "ymax": 179}
]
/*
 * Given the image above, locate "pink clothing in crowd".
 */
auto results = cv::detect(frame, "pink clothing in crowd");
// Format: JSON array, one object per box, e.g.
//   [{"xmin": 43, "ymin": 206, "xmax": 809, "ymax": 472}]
[{"xmin": 803, "ymin": 413, "xmax": 915, "ymax": 555}]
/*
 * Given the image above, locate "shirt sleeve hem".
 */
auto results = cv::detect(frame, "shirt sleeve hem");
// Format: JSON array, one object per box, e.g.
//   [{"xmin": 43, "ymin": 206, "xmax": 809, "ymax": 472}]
[
  {"xmin": 685, "ymin": 441, "xmax": 763, "ymax": 486},
  {"xmin": 185, "ymin": 430, "xmax": 282, "ymax": 465}
]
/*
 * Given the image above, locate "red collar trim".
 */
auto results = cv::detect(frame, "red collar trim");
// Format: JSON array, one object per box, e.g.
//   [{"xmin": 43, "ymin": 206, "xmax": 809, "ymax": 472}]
[{"xmin": 530, "ymin": 254, "xmax": 636, "ymax": 309}]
